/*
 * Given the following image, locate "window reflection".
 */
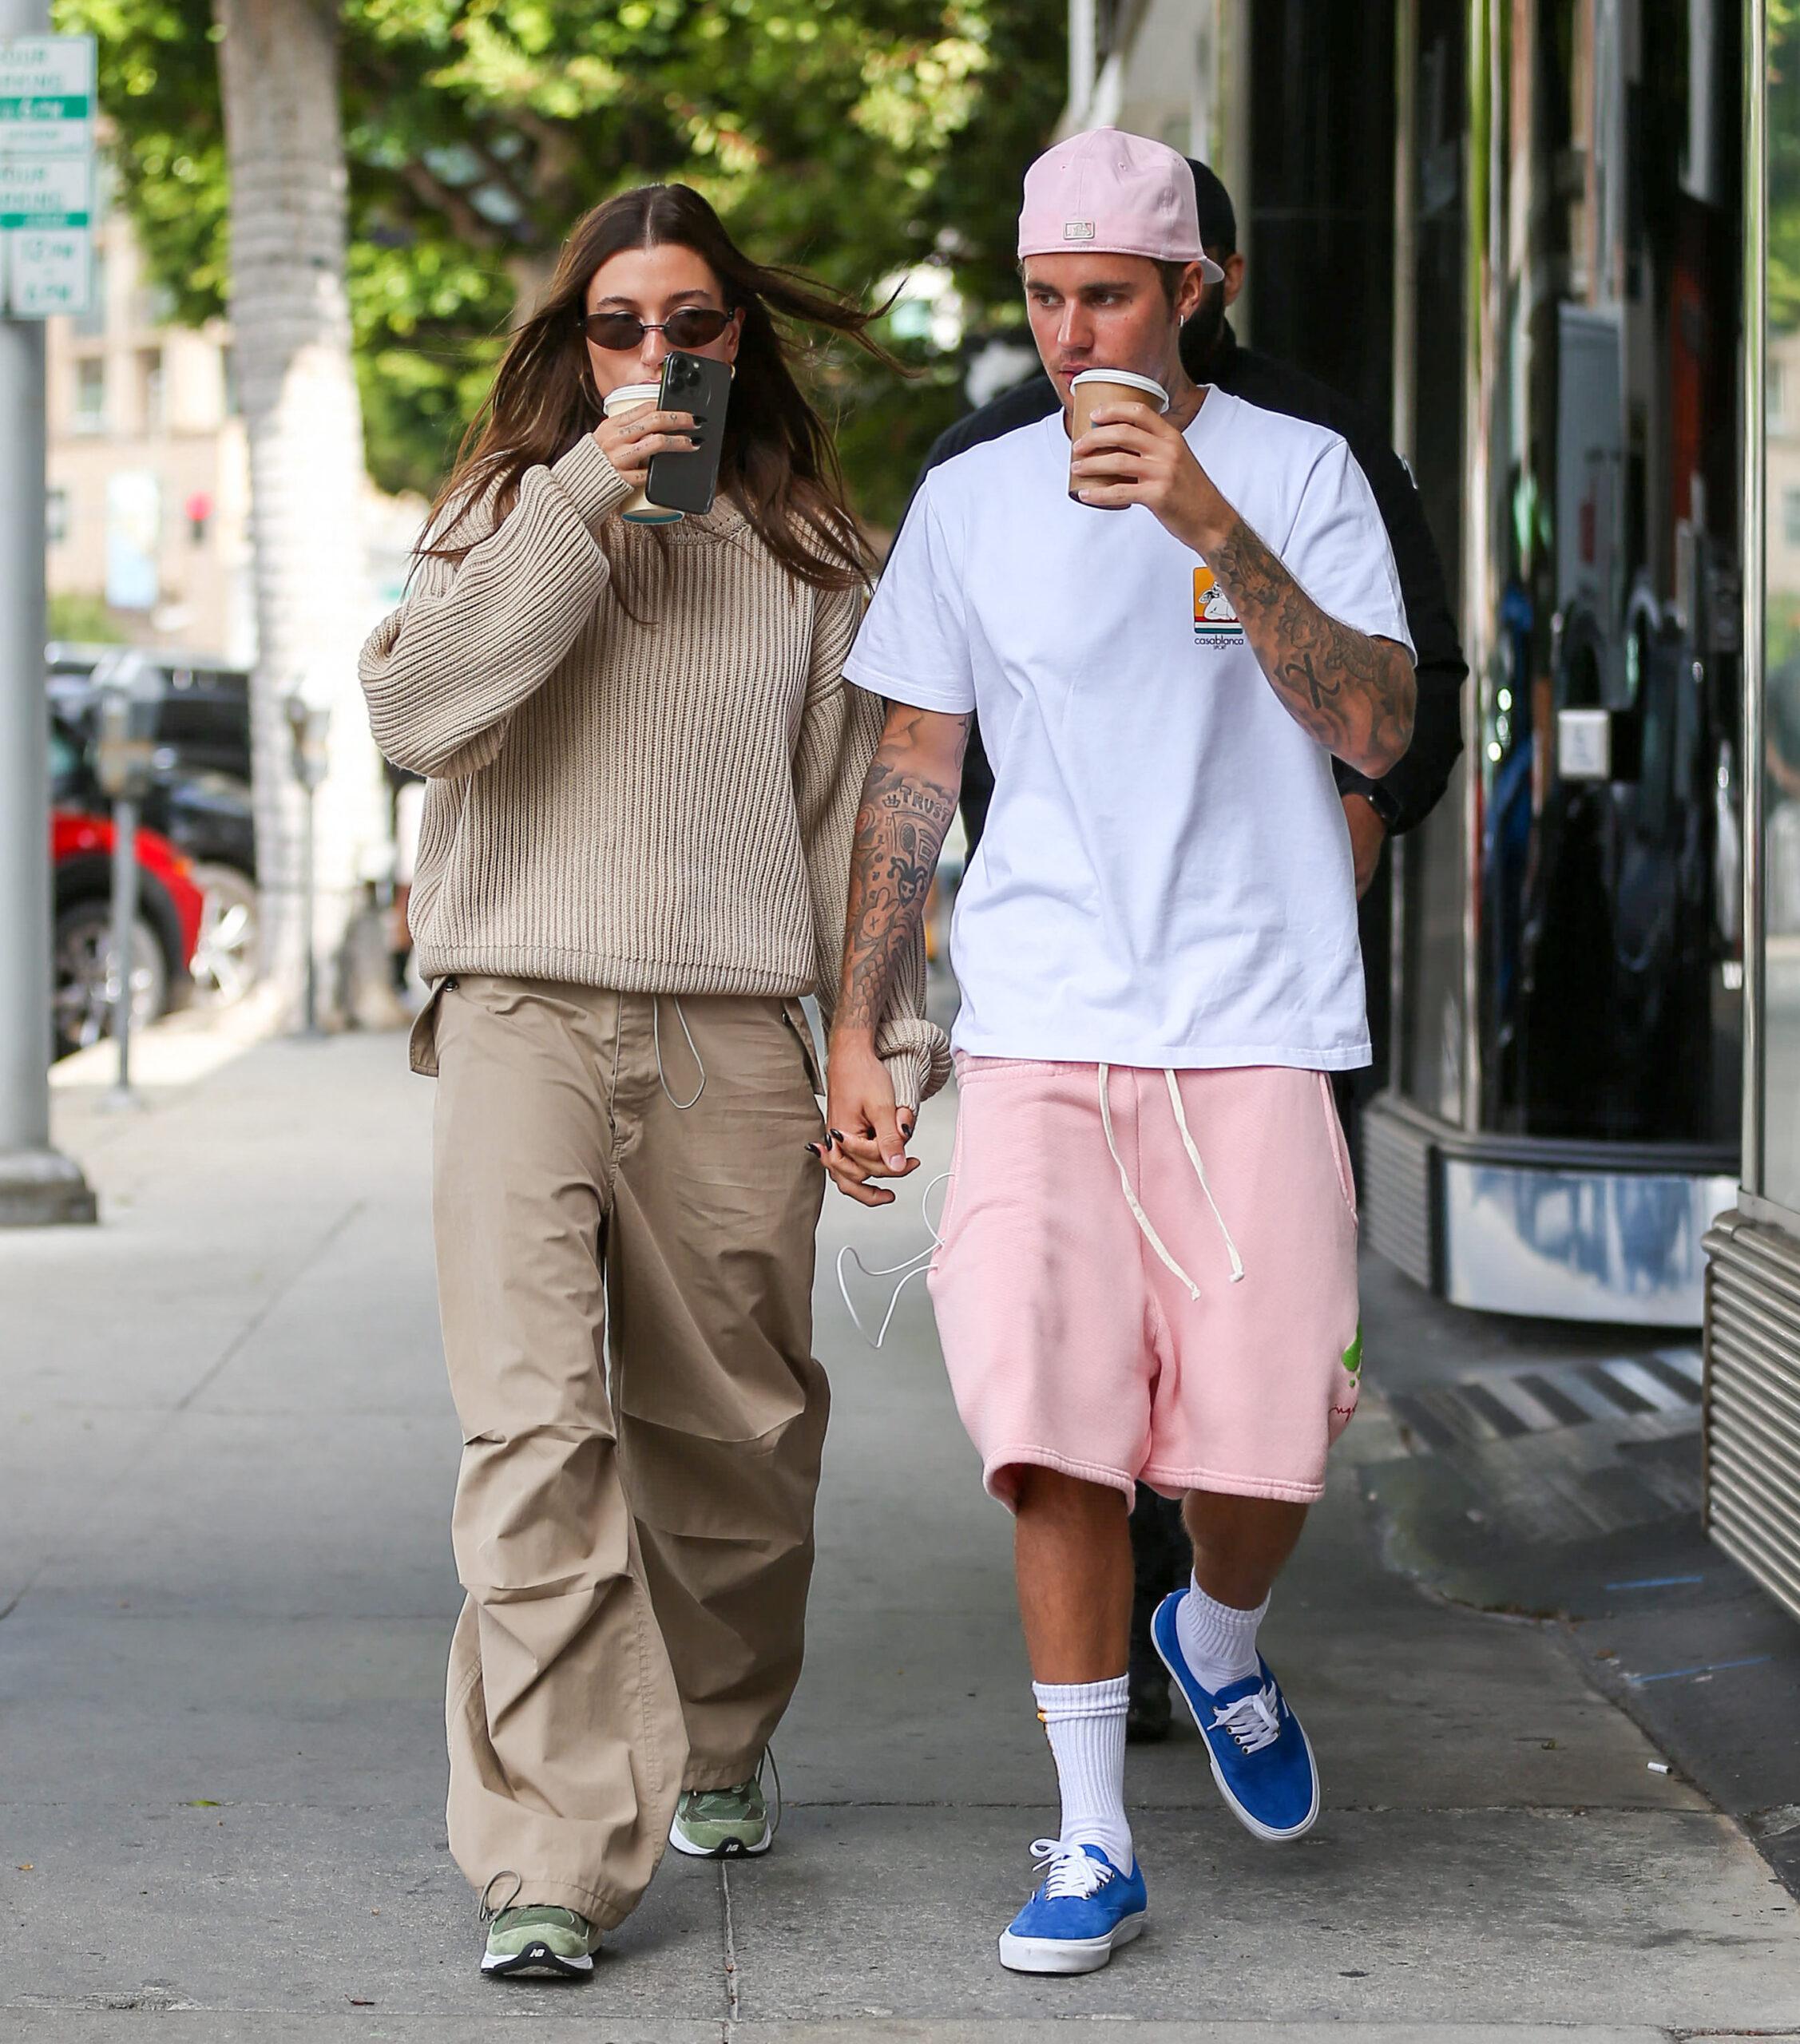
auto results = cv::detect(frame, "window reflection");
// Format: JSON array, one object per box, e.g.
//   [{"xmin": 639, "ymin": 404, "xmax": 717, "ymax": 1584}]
[
  {"xmin": 1401, "ymin": 0, "xmax": 1743, "ymax": 1147},
  {"xmin": 1762, "ymin": 2, "xmax": 1800, "ymax": 1203}
]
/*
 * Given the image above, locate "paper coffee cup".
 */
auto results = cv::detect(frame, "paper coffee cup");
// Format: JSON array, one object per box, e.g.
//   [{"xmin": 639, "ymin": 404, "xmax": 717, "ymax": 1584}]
[
  {"xmin": 602, "ymin": 382, "xmax": 683, "ymax": 525},
  {"xmin": 1069, "ymin": 369, "xmax": 1170, "ymax": 506}
]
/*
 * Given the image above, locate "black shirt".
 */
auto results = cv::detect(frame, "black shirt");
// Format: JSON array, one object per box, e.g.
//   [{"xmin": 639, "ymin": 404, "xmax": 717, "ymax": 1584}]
[{"xmin": 911, "ymin": 323, "xmax": 1466, "ymax": 849}]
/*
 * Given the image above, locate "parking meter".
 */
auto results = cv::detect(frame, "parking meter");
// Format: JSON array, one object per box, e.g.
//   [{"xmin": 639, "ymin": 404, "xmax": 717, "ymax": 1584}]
[
  {"xmin": 89, "ymin": 651, "xmax": 167, "ymax": 1105},
  {"xmin": 284, "ymin": 694, "xmax": 330, "ymax": 1032},
  {"xmin": 92, "ymin": 649, "xmax": 163, "ymax": 803},
  {"xmin": 284, "ymin": 695, "xmax": 330, "ymax": 794}
]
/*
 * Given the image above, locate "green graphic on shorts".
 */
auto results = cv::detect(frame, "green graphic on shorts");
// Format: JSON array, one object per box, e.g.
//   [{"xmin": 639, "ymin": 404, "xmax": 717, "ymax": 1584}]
[{"xmin": 1340, "ymin": 1325, "xmax": 1363, "ymax": 1377}]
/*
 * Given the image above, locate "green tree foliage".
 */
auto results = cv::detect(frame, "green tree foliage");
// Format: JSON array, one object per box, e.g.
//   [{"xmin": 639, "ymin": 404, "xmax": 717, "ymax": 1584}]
[
  {"xmin": 57, "ymin": 0, "xmax": 1065, "ymax": 524},
  {"xmin": 1774, "ymin": 0, "xmax": 1800, "ymax": 331}
]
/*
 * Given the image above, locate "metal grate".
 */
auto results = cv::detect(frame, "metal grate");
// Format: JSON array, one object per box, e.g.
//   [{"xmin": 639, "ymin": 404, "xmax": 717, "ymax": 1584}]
[
  {"xmin": 1362, "ymin": 1103, "xmax": 1435, "ymax": 1289},
  {"xmin": 1703, "ymin": 1213, "xmax": 1800, "ymax": 1623}
]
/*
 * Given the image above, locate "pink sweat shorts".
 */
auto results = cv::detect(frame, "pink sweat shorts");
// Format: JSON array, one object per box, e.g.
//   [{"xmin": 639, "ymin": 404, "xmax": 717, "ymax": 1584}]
[{"xmin": 926, "ymin": 1057, "xmax": 1362, "ymax": 1509}]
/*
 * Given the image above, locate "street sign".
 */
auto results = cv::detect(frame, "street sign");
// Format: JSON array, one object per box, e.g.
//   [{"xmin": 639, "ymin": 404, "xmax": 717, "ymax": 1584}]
[
  {"xmin": 0, "ymin": 149, "xmax": 87, "ymax": 224},
  {"xmin": 0, "ymin": 34, "xmax": 94, "ymax": 317}
]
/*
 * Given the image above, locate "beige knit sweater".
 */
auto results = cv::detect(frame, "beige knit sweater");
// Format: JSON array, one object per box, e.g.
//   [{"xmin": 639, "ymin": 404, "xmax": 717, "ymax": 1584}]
[{"xmin": 359, "ymin": 433, "xmax": 949, "ymax": 1106}]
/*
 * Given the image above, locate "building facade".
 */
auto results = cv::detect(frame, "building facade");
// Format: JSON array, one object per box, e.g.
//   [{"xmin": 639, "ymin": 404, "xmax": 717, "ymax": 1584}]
[
  {"xmin": 45, "ymin": 190, "xmax": 254, "ymax": 662},
  {"xmin": 1705, "ymin": 0, "xmax": 1800, "ymax": 1622}
]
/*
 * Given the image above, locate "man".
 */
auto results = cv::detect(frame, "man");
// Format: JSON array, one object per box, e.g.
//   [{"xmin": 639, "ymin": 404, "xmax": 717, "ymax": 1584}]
[
  {"xmin": 820, "ymin": 129, "xmax": 1416, "ymax": 1975},
  {"xmin": 912, "ymin": 156, "xmax": 1467, "ymax": 1743},
  {"xmin": 922, "ymin": 156, "xmax": 1461, "ymax": 899}
]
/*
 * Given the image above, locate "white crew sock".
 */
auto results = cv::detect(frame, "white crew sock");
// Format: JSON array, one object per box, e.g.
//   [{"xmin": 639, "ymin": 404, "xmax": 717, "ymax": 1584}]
[
  {"xmin": 1176, "ymin": 1577, "xmax": 1269, "ymax": 1693},
  {"xmin": 1033, "ymin": 1675, "xmax": 1132, "ymax": 1874}
]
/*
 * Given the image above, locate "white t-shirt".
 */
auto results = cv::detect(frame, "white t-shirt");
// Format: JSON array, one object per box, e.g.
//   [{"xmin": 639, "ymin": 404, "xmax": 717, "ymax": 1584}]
[{"xmin": 842, "ymin": 387, "xmax": 1413, "ymax": 1072}]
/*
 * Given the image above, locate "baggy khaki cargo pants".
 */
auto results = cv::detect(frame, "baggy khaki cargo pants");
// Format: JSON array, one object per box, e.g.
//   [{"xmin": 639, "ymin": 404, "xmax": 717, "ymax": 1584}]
[{"xmin": 421, "ymin": 975, "xmax": 828, "ymax": 1929}]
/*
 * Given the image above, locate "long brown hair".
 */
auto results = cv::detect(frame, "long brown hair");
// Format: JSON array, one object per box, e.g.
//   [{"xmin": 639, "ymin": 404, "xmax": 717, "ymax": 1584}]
[{"xmin": 423, "ymin": 184, "xmax": 898, "ymax": 590}]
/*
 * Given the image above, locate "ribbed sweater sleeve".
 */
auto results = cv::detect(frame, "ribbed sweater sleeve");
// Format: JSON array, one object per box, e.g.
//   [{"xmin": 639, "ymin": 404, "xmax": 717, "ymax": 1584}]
[
  {"xmin": 359, "ymin": 437, "xmax": 633, "ymax": 777},
  {"xmin": 795, "ymin": 581, "xmax": 952, "ymax": 1109}
]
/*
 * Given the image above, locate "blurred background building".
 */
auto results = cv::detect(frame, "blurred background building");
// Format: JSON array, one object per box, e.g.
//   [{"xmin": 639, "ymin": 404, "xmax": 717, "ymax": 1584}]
[{"xmin": 45, "ymin": 176, "xmax": 253, "ymax": 659}]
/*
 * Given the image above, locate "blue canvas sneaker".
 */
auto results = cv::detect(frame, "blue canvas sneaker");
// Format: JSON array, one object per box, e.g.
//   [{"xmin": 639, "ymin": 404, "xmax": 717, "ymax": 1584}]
[
  {"xmin": 997, "ymin": 1840, "xmax": 1148, "ymax": 1975},
  {"xmin": 1152, "ymin": 1590, "xmax": 1320, "ymax": 1842}
]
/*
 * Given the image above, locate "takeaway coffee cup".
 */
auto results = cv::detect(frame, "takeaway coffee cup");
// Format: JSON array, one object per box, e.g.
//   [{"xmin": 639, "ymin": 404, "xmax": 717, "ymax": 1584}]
[
  {"xmin": 602, "ymin": 382, "xmax": 684, "ymax": 526},
  {"xmin": 1069, "ymin": 369, "xmax": 1170, "ymax": 505}
]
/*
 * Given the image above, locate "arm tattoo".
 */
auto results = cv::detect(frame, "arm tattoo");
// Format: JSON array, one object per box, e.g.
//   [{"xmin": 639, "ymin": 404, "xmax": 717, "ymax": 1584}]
[
  {"xmin": 836, "ymin": 710, "xmax": 963, "ymax": 1035},
  {"xmin": 1204, "ymin": 514, "xmax": 1416, "ymax": 774}
]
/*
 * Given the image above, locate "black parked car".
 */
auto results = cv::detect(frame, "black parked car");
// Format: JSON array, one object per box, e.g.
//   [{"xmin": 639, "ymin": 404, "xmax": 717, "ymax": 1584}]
[{"xmin": 49, "ymin": 644, "xmax": 252, "ymax": 784}]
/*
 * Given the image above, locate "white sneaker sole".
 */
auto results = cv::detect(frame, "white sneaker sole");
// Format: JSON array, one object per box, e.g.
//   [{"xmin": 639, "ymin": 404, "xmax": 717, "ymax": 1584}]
[
  {"xmin": 667, "ymin": 1816, "xmax": 772, "ymax": 1860},
  {"xmin": 1201, "ymin": 1736, "xmax": 1320, "ymax": 1843},
  {"xmin": 481, "ymin": 1945, "xmax": 596, "ymax": 1979},
  {"xmin": 997, "ymin": 1911, "xmax": 1146, "ymax": 1975}
]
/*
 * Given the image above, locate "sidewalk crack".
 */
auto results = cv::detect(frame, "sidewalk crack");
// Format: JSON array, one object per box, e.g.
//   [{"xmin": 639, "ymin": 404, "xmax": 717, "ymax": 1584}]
[
  {"xmin": 175, "ymin": 1198, "xmax": 367, "ymax": 1412},
  {"xmin": 720, "ymin": 1861, "xmax": 742, "ymax": 2034}
]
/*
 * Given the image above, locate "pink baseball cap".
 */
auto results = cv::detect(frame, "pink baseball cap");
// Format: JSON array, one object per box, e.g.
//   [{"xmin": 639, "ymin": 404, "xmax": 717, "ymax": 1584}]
[{"xmin": 1018, "ymin": 127, "xmax": 1223, "ymax": 281}]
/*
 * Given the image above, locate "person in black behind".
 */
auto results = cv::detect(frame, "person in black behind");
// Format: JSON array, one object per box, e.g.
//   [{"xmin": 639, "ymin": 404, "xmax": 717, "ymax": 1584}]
[{"xmin": 909, "ymin": 158, "xmax": 1466, "ymax": 1741}]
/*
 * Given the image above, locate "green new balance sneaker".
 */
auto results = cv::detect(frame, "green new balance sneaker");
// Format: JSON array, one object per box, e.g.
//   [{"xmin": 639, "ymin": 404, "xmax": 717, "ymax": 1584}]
[
  {"xmin": 668, "ymin": 1771, "xmax": 775, "ymax": 1859},
  {"xmin": 480, "ymin": 1903, "xmax": 601, "ymax": 1979}
]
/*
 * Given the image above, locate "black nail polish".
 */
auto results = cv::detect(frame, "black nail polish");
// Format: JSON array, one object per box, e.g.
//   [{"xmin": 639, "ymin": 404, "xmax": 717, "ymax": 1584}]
[{"xmin": 829, "ymin": 1130, "xmax": 846, "ymax": 1146}]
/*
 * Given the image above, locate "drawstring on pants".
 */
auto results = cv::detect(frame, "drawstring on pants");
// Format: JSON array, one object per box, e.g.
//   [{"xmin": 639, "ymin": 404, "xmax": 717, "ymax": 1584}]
[
  {"xmin": 478, "ymin": 1870, "xmax": 523, "ymax": 1923},
  {"xmin": 653, "ymin": 996, "xmax": 706, "ymax": 1110},
  {"xmin": 836, "ymin": 1173, "xmax": 953, "ymax": 1349},
  {"xmin": 1097, "ymin": 1064, "xmax": 1245, "ymax": 1297}
]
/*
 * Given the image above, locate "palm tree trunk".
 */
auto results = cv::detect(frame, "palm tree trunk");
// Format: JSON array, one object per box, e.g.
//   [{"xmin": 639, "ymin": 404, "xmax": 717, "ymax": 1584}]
[{"xmin": 214, "ymin": 0, "xmax": 384, "ymax": 1019}]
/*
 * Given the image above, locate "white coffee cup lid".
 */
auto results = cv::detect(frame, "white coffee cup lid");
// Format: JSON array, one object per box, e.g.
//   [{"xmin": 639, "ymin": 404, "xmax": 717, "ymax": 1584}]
[
  {"xmin": 1071, "ymin": 368, "xmax": 1169, "ymax": 410},
  {"xmin": 603, "ymin": 381, "xmax": 662, "ymax": 414}
]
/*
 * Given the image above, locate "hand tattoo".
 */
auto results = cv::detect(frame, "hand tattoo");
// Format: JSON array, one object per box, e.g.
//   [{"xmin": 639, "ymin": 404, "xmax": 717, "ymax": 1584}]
[
  {"xmin": 1203, "ymin": 515, "xmax": 1415, "ymax": 775},
  {"xmin": 837, "ymin": 708, "xmax": 965, "ymax": 1034}
]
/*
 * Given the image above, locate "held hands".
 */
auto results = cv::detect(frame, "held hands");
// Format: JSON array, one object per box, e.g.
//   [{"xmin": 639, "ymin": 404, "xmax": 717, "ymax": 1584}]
[
  {"xmin": 591, "ymin": 407, "xmax": 701, "ymax": 485},
  {"xmin": 1071, "ymin": 404, "xmax": 1232, "ymax": 553},
  {"xmin": 812, "ymin": 1034, "xmax": 919, "ymax": 1207}
]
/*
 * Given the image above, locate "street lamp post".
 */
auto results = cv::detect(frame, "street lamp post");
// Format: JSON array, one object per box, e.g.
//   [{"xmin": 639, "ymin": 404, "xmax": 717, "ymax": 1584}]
[{"xmin": 0, "ymin": 0, "xmax": 95, "ymax": 1223}]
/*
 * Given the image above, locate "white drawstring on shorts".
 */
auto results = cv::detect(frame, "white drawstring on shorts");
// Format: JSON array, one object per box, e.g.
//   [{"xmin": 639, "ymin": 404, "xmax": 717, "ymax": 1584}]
[
  {"xmin": 1097, "ymin": 1064, "xmax": 1245, "ymax": 1298},
  {"xmin": 653, "ymin": 995, "xmax": 705, "ymax": 1110},
  {"xmin": 835, "ymin": 1173, "xmax": 952, "ymax": 1349}
]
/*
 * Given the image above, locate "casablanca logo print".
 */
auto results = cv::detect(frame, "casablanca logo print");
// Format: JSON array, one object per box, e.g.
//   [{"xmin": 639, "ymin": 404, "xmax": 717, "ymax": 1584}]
[{"xmin": 1193, "ymin": 563, "xmax": 1246, "ymax": 648}]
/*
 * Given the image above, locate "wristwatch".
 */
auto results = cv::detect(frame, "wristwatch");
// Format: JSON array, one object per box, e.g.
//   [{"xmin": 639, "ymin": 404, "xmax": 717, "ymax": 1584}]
[{"xmin": 1346, "ymin": 778, "xmax": 1404, "ymax": 830}]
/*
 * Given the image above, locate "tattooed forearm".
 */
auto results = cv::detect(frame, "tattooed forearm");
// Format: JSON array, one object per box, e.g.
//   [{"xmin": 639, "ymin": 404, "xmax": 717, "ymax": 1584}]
[
  {"xmin": 835, "ymin": 706, "xmax": 968, "ymax": 1036},
  {"xmin": 1203, "ymin": 515, "xmax": 1416, "ymax": 775}
]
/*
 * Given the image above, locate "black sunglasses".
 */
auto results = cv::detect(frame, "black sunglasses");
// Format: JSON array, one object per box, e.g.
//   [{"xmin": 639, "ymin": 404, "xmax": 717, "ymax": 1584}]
[{"xmin": 577, "ymin": 306, "xmax": 734, "ymax": 351}]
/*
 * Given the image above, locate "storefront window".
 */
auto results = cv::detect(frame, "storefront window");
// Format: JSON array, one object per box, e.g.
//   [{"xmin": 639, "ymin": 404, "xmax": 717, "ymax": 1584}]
[
  {"xmin": 1401, "ymin": 0, "xmax": 1744, "ymax": 1146},
  {"xmin": 1398, "ymin": 0, "xmax": 1470, "ymax": 1123}
]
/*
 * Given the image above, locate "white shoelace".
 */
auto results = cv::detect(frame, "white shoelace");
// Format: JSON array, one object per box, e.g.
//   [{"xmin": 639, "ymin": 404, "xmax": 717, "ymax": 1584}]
[
  {"xmin": 1211, "ymin": 1682, "xmax": 1283, "ymax": 1755},
  {"xmin": 835, "ymin": 1174, "xmax": 952, "ymax": 1349},
  {"xmin": 1029, "ymin": 1839, "xmax": 1115, "ymax": 1899}
]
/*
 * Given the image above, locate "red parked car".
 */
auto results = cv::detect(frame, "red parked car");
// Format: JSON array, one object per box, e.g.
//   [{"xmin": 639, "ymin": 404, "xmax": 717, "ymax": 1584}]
[{"xmin": 51, "ymin": 809, "xmax": 206, "ymax": 1059}]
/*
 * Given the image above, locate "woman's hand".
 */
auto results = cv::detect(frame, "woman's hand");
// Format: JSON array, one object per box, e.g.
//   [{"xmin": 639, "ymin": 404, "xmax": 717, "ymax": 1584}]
[
  {"xmin": 814, "ymin": 1036, "xmax": 919, "ymax": 1207},
  {"xmin": 592, "ymin": 407, "xmax": 701, "ymax": 485}
]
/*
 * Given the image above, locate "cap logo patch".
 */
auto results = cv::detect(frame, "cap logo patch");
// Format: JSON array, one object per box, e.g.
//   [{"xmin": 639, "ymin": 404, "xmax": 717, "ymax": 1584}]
[{"xmin": 1063, "ymin": 220, "xmax": 1096, "ymax": 240}]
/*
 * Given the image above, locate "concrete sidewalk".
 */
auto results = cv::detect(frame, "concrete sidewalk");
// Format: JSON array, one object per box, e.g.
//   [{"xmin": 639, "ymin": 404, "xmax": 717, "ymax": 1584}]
[{"xmin": 2, "ymin": 1028, "xmax": 1796, "ymax": 2042}]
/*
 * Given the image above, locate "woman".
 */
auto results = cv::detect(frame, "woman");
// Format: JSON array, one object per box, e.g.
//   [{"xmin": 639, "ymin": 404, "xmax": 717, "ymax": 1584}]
[{"xmin": 359, "ymin": 184, "xmax": 948, "ymax": 1979}]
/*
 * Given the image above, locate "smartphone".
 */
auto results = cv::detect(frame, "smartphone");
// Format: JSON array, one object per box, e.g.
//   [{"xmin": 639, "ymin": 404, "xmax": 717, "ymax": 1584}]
[{"xmin": 646, "ymin": 351, "xmax": 733, "ymax": 516}]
